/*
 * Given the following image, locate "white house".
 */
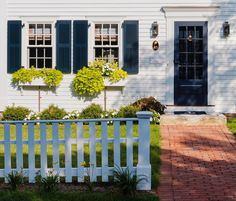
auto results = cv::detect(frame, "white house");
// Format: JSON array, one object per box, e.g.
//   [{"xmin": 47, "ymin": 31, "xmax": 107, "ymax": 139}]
[{"xmin": 0, "ymin": 0, "xmax": 235, "ymax": 113}]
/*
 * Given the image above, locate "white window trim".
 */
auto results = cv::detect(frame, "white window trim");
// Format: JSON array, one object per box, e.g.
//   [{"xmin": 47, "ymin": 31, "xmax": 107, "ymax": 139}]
[
  {"xmin": 88, "ymin": 20, "xmax": 123, "ymax": 67},
  {"xmin": 22, "ymin": 20, "xmax": 56, "ymax": 69}
]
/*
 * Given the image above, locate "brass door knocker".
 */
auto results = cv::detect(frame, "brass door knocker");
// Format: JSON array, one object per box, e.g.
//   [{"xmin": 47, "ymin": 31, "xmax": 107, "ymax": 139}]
[{"xmin": 152, "ymin": 40, "xmax": 159, "ymax": 51}]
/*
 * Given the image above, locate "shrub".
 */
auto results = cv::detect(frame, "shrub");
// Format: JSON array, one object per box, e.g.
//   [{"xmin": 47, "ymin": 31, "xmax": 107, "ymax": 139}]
[
  {"xmin": 131, "ymin": 97, "xmax": 166, "ymax": 115},
  {"xmin": 117, "ymin": 106, "xmax": 140, "ymax": 118},
  {"xmin": 3, "ymin": 106, "xmax": 31, "ymax": 121},
  {"xmin": 12, "ymin": 67, "xmax": 63, "ymax": 87},
  {"xmin": 113, "ymin": 166, "xmax": 147, "ymax": 196},
  {"xmin": 79, "ymin": 104, "xmax": 104, "ymax": 119},
  {"xmin": 35, "ymin": 171, "xmax": 60, "ymax": 193},
  {"xmin": 40, "ymin": 105, "xmax": 67, "ymax": 120},
  {"xmin": 72, "ymin": 67, "xmax": 105, "ymax": 96},
  {"xmin": 6, "ymin": 170, "xmax": 24, "ymax": 191}
]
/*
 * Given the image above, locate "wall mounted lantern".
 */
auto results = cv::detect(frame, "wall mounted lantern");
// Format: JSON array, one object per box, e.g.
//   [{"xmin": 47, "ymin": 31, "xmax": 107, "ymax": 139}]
[
  {"xmin": 151, "ymin": 21, "xmax": 158, "ymax": 37},
  {"xmin": 223, "ymin": 22, "xmax": 230, "ymax": 37}
]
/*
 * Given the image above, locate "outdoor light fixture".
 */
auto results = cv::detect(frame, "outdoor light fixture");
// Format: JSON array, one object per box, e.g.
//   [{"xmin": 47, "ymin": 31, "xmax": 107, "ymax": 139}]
[
  {"xmin": 223, "ymin": 22, "xmax": 230, "ymax": 37},
  {"xmin": 151, "ymin": 21, "xmax": 158, "ymax": 37},
  {"xmin": 187, "ymin": 31, "xmax": 193, "ymax": 42}
]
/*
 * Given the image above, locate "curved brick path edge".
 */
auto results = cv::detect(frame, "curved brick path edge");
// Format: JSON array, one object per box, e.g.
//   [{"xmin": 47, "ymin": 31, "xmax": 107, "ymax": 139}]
[{"xmin": 157, "ymin": 125, "xmax": 236, "ymax": 201}]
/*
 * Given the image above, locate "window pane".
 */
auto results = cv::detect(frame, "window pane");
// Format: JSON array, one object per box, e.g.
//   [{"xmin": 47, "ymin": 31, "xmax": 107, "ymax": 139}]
[
  {"xmin": 30, "ymin": 59, "xmax": 36, "ymax": 68},
  {"xmin": 45, "ymin": 59, "xmax": 52, "ymax": 68},
  {"xmin": 111, "ymin": 48, "xmax": 118, "ymax": 58},
  {"xmin": 103, "ymin": 35, "xmax": 109, "ymax": 45},
  {"xmin": 188, "ymin": 53, "xmax": 194, "ymax": 65},
  {"xmin": 196, "ymin": 26, "xmax": 203, "ymax": 38},
  {"xmin": 45, "ymin": 48, "xmax": 52, "ymax": 57},
  {"xmin": 111, "ymin": 24, "xmax": 118, "ymax": 34},
  {"xmin": 29, "ymin": 35, "xmax": 36, "ymax": 45},
  {"xmin": 38, "ymin": 59, "xmax": 44, "ymax": 68},
  {"xmin": 95, "ymin": 24, "xmax": 102, "ymax": 35},
  {"xmin": 103, "ymin": 24, "xmax": 110, "ymax": 34},
  {"xmin": 103, "ymin": 48, "xmax": 110, "ymax": 58},
  {"xmin": 179, "ymin": 67, "xmax": 186, "ymax": 80},
  {"xmin": 37, "ymin": 36, "xmax": 43, "ymax": 45},
  {"xmin": 29, "ymin": 48, "xmax": 36, "ymax": 57},
  {"xmin": 187, "ymin": 40, "xmax": 194, "ymax": 52},
  {"xmin": 95, "ymin": 35, "xmax": 102, "ymax": 45},
  {"xmin": 29, "ymin": 24, "xmax": 36, "ymax": 34},
  {"xmin": 187, "ymin": 67, "xmax": 194, "ymax": 79},
  {"xmin": 196, "ymin": 54, "xmax": 203, "ymax": 64},
  {"xmin": 38, "ymin": 48, "xmax": 44, "ymax": 58},
  {"xmin": 37, "ymin": 24, "xmax": 43, "ymax": 34},
  {"xmin": 111, "ymin": 35, "xmax": 118, "ymax": 46},
  {"xmin": 179, "ymin": 53, "xmax": 186, "ymax": 64},
  {"xmin": 179, "ymin": 27, "xmax": 186, "ymax": 38},
  {"xmin": 45, "ymin": 24, "xmax": 51, "ymax": 34},
  {"xmin": 45, "ymin": 35, "xmax": 51, "ymax": 45},
  {"xmin": 196, "ymin": 67, "xmax": 203, "ymax": 79},
  {"xmin": 195, "ymin": 40, "xmax": 203, "ymax": 52},
  {"xmin": 179, "ymin": 40, "xmax": 186, "ymax": 52},
  {"xmin": 95, "ymin": 48, "xmax": 102, "ymax": 58}
]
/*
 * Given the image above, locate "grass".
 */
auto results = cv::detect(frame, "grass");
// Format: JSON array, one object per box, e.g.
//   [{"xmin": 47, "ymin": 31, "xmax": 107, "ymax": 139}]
[
  {"xmin": 0, "ymin": 124, "xmax": 160, "ymax": 188},
  {"xmin": 227, "ymin": 118, "xmax": 236, "ymax": 138},
  {"xmin": 0, "ymin": 191, "xmax": 159, "ymax": 201}
]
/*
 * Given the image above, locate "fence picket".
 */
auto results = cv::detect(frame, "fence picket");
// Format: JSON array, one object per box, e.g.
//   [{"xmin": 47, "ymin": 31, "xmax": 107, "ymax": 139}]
[
  {"xmin": 16, "ymin": 123, "xmax": 23, "ymax": 171},
  {"xmin": 65, "ymin": 122, "xmax": 72, "ymax": 183},
  {"xmin": 52, "ymin": 123, "xmax": 59, "ymax": 174},
  {"xmin": 40, "ymin": 123, "xmax": 47, "ymax": 177},
  {"xmin": 101, "ymin": 122, "xmax": 108, "ymax": 182},
  {"xmin": 89, "ymin": 122, "xmax": 96, "ymax": 182},
  {"xmin": 126, "ymin": 121, "xmax": 133, "ymax": 171},
  {"xmin": 28, "ymin": 123, "xmax": 35, "ymax": 183},
  {"xmin": 77, "ymin": 122, "xmax": 84, "ymax": 182},
  {"xmin": 114, "ymin": 121, "xmax": 120, "ymax": 168},
  {"xmin": 4, "ymin": 124, "xmax": 10, "ymax": 182},
  {"xmin": 0, "ymin": 112, "xmax": 152, "ymax": 190}
]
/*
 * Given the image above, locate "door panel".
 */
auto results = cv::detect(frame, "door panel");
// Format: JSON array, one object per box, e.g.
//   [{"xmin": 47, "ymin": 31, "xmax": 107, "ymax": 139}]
[{"xmin": 174, "ymin": 22, "xmax": 208, "ymax": 106}]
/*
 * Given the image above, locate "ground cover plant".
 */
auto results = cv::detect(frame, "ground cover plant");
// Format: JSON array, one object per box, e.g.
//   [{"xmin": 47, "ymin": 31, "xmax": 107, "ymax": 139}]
[
  {"xmin": 227, "ymin": 117, "xmax": 236, "ymax": 138},
  {"xmin": 0, "ymin": 191, "xmax": 159, "ymax": 201}
]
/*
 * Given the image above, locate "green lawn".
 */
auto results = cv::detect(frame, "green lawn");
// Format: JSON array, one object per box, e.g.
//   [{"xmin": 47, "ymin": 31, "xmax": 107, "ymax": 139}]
[
  {"xmin": 227, "ymin": 118, "xmax": 236, "ymax": 138},
  {"xmin": 0, "ymin": 124, "xmax": 160, "ymax": 188},
  {"xmin": 0, "ymin": 191, "xmax": 159, "ymax": 201}
]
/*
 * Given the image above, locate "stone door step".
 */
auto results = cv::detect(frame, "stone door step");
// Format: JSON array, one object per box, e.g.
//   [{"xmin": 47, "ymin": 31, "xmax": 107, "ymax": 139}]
[{"xmin": 160, "ymin": 114, "xmax": 226, "ymax": 125}]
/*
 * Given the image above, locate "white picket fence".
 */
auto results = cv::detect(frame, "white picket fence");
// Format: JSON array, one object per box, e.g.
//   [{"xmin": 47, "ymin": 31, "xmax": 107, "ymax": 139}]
[{"xmin": 0, "ymin": 111, "xmax": 152, "ymax": 190}]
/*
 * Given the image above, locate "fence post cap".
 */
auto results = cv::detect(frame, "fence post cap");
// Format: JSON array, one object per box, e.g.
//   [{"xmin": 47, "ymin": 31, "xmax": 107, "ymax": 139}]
[{"xmin": 136, "ymin": 111, "xmax": 153, "ymax": 119}]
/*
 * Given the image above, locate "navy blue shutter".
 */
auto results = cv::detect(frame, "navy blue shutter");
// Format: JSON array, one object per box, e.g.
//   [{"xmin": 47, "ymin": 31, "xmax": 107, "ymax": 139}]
[
  {"xmin": 73, "ymin": 20, "xmax": 88, "ymax": 74},
  {"xmin": 7, "ymin": 21, "xmax": 22, "ymax": 73},
  {"xmin": 56, "ymin": 21, "xmax": 71, "ymax": 73},
  {"xmin": 123, "ymin": 20, "xmax": 139, "ymax": 74}
]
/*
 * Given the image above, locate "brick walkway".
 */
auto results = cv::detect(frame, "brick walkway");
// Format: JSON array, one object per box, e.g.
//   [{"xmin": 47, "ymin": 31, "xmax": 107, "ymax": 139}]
[{"xmin": 157, "ymin": 125, "xmax": 236, "ymax": 201}]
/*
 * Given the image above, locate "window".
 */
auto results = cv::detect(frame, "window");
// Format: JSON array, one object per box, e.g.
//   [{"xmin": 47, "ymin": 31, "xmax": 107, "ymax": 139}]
[
  {"xmin": 28, "ymin": 23, "xmax": 53, "ymax": 68},
  {"xmin": 94, "ymin": 23, "xmax": 119, "ymax": 63}
]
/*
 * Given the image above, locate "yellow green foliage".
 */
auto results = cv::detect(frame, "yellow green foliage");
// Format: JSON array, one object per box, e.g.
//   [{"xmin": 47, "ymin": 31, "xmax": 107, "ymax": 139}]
[
  {"xmin": 72, "ymin": 67, "xmax": 104, "ymax": 95},
  {"xmin": 12, "ymin": 68, "xmax": 63, "ymax": 87},
  {"xmin": 72, "ymin": 60, "xmax": 128, "ymax": 95}
]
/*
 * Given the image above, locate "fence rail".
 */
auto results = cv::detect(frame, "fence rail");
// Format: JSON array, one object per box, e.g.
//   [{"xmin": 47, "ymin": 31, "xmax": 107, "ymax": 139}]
[{"xmin": 0, "ymin": 111, "xmax": 152, "ymax": 190}]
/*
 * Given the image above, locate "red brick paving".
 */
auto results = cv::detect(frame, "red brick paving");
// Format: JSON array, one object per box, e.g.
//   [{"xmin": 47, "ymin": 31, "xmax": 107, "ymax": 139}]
[{"xmin": 157, "ymin": 125, "xmax": 236, "ymax": 201}]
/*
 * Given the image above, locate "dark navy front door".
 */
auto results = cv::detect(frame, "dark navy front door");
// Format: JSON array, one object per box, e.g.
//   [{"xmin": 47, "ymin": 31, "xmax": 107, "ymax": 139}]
[{"xmin": 174, "ymin": 22, "xmax": 208, "ymax": 106}]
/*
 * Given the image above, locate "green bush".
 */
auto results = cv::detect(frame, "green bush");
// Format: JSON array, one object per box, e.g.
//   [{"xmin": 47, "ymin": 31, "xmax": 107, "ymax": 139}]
[
  {"xmin": 131, "ymin": 97, "xmax": 166, "ymax": 115},
  {"xmin": 35, "ymin": 171, "xmax": 60, "ymax": 193},
  {"xmin": 117, "ymin": 106, "xmax": 140, "ymax": 118},
  {"xmin": 40, "ymin": 105, "xmax": 67, "ymax": 120},
  {"xmin": 3, "ymin": 106, "xmax": 31, "ymax": 121},
  {"xmin": 72, "ymin": 67, "xmax": 105, "ymax": 96},
  {"xmin": 12, "ymin": 67, "xmax": 63, "ymax": 87},
  {"xmin": 6, "ymin": 170, "xmax": 24, "ymax": 191},
  {"xmin": 79, "ymin": 104, "xmax": 104, "ymax": 119}
]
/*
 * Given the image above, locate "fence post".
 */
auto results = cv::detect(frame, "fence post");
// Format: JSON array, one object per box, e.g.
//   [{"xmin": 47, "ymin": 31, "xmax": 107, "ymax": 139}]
[{"xmin": 136, "ymin": 111, "xmax": 152, "ymax": 190}]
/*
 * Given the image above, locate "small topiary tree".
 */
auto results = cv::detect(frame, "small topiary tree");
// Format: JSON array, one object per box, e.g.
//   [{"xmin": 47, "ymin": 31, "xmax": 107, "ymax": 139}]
[
  {"xmin": 79, "ymin": 104, "xmax": 104, "ymax": 119},
  {"xmin": 40, "ymin": 105, "xmax": 67, "ymax": 120}
]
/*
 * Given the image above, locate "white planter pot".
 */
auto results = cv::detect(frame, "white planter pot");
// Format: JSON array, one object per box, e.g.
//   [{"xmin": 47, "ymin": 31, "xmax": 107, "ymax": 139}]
[
  {"xmin": 104, "ymin": 79, "xmax": 127, "ymax": 87},
  {"xmin": 18, "ymin": 78, "xmax": 47, "ymax": 87}
]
